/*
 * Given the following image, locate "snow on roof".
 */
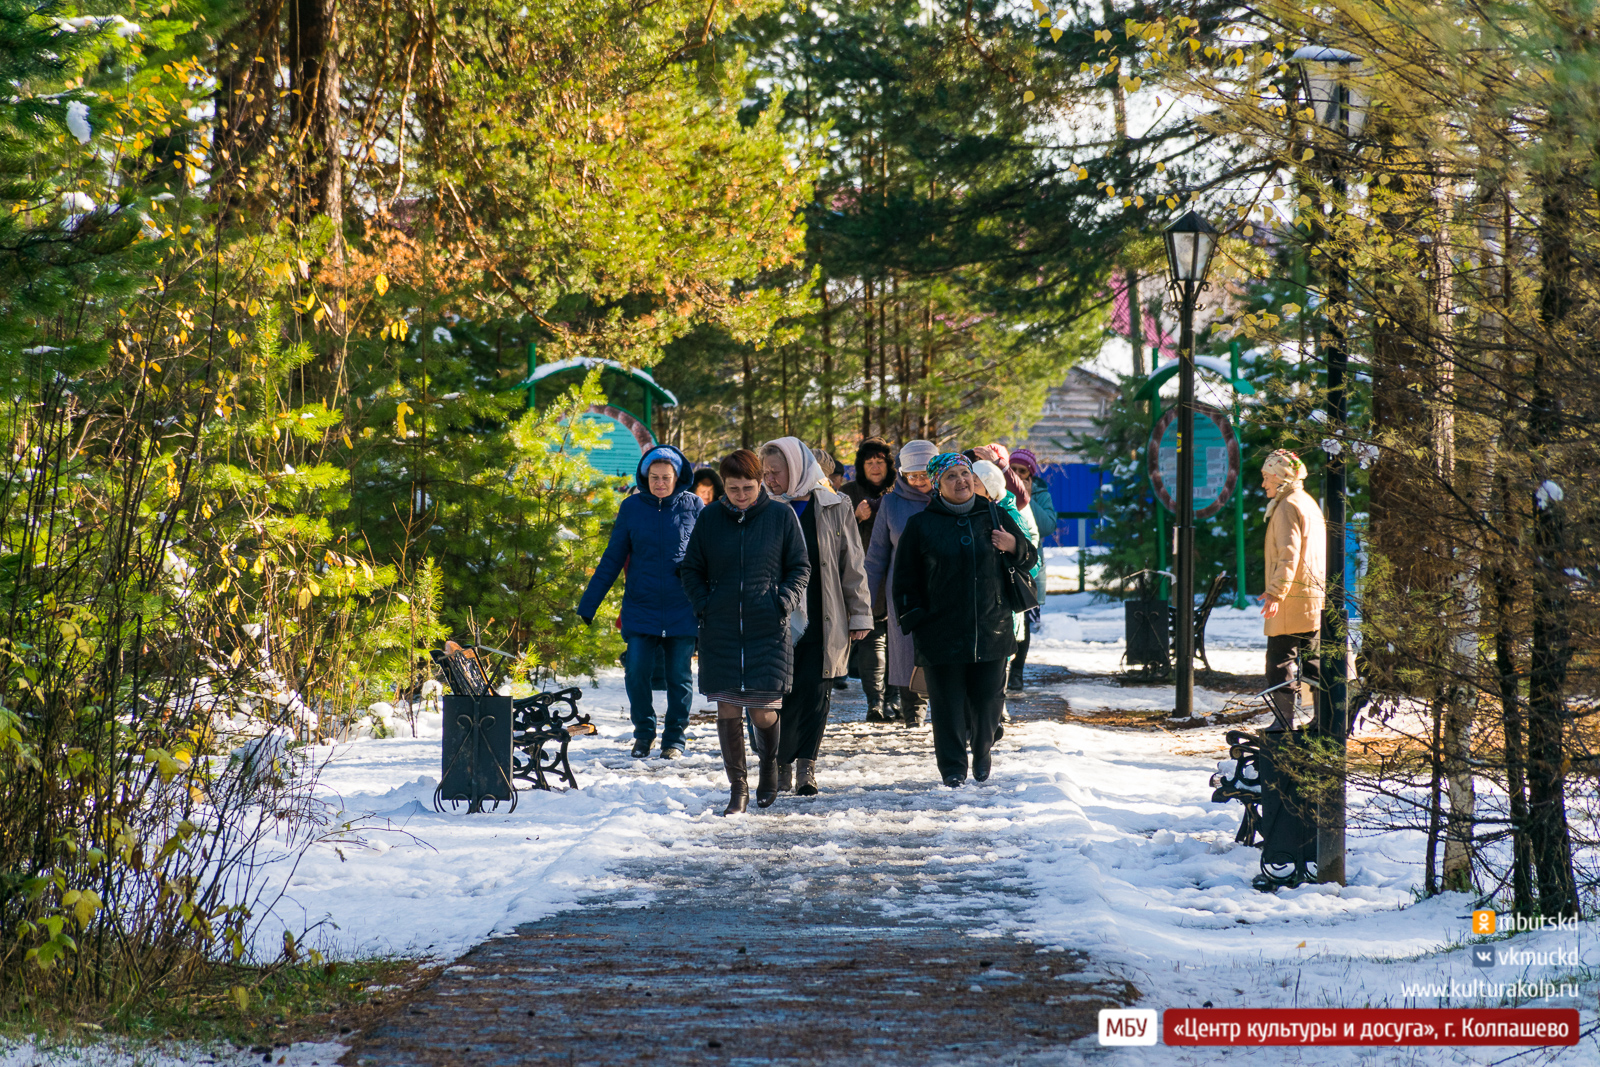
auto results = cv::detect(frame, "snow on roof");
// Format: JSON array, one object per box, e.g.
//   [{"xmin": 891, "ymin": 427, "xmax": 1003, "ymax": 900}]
[{"xmin": 525, "ymin": 357, "xmax": 678, "ymax": 406}]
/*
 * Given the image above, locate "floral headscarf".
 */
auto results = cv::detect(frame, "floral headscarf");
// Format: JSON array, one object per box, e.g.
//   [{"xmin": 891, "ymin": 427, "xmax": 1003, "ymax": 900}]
[
  {"xmin": 1262, "ymin": 449, "xmax": 1307, "ymax": 520},
  {"xmin": 926, "ymin": 452, "xmax": 971, "ymax": 486}
]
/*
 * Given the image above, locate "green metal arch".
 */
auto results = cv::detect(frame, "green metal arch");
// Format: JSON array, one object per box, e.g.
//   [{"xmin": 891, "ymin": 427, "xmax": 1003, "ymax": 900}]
[{"xmin": 1133, "ymin": 355, "xmax": 1256, "ymax": 402}]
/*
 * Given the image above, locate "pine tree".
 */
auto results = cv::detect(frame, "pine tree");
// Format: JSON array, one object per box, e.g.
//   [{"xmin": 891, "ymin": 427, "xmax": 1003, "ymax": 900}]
[{"xmin": 0, "ymin": 1, "xmax": 153, "ymax": 379}]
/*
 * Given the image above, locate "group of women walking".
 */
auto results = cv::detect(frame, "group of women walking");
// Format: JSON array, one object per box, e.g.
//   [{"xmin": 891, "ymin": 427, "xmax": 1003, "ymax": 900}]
[{"xmin": 578, "ymin": 435, "xmax": 1055, "ymax": 813}]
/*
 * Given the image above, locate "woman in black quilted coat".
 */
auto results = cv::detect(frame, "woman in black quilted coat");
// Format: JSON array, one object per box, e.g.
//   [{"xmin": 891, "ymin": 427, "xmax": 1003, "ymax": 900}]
[
  {"xmin": 680, "ymin": 448, "xmax": 811, "ymax": 814},
  {"xmin": 892, "ymin": 453, "xmax": 1036, "ymax": 788}
]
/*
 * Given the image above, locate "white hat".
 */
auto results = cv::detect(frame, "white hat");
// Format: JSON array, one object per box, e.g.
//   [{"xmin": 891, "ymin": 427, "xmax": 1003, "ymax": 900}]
[{"xmin": 971, "ymin": 459, "xmax": 1006, "ymax": 500}]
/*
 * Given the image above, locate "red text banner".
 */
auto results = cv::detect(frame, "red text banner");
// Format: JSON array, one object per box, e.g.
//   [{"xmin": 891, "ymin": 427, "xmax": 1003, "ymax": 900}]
[{"xmin": 1163, "ymin": 1008, "xmax": 1580, "ymax": 1047}]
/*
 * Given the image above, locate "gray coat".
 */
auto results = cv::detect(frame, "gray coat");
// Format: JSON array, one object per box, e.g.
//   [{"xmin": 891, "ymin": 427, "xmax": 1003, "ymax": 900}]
[
  {"xmin": 801, "ymin": 486, "xmax": 875, "ymax": 679},
  {"xmin": 862, "ymin": 476, "xmax": 933, "ymax": 688}
]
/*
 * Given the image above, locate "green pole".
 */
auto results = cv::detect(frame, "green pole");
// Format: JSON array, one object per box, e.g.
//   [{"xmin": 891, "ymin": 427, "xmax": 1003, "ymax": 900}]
[
  {"xmin": 1231, "ymin": 341, "xmax": 1249, "ymax": 609},
  {"xmin": 643, "ymin": 388, "xmax": 653, "ymax": 435},
  {"xmin": 526, "ymin": 341, "xmax": 537, "ymax": 411}
]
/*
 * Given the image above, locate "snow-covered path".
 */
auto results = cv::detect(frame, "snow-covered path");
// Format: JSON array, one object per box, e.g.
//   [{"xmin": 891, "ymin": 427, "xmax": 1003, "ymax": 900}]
[{"xmin": 259, "ymin": 570, "xmax": 1593, "ymax": 1064}]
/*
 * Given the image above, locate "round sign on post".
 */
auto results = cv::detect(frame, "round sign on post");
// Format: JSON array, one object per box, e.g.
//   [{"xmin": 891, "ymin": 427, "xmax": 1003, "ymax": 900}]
[{"xmin": 1147, "ymin": 403, "xmax": 1240, "ymax": 520}]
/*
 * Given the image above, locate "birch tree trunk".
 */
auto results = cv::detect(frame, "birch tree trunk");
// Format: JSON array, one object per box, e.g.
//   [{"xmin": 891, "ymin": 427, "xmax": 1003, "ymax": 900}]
[{"xmin": 1430, "ymin": 176, "xmax": 1476, "ymax": 893}]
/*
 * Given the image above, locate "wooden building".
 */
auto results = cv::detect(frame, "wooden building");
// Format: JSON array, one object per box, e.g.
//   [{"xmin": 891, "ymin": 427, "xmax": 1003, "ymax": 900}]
[
  {"xmin": 1016, "ymin": 366, "xmax": 1121, "ymax": 464},
  {"xmin": 1011, "ymin": 366, "xmax": 1120, "ymax": 546}
]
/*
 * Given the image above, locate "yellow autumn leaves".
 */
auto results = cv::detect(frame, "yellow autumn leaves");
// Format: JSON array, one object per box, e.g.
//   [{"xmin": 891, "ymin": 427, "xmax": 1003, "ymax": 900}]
[{"xmin": 1032, "ymin": 0, "xmax": 1071, "ymax": 41}]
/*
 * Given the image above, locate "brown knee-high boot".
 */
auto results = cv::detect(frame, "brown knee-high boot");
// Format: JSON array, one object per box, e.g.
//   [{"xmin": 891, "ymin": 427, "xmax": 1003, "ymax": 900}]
[{"xmin": 716, "ymin": 718, "xmax": 749, "ymax": 815}]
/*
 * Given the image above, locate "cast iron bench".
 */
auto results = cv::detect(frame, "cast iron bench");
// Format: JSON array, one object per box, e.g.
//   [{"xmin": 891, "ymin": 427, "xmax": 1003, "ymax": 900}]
[
  {"xmin": 431, "ymin": 641, "xmax": 595, "ymax": 795},
  {"xmin": 1118, "ymin": 569, "xmax": 1232, "ymax": 674},
  {"xmin": 1209, "ymin": 672, "xmax": 1319, "ymax": 890}
]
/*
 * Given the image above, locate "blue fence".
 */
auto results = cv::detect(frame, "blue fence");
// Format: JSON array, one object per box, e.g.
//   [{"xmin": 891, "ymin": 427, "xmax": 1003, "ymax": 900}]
[
  {"xmin": 841, "ymin": 460, "xmax": 1111, "ymax": 548},
  {"xmin": 1040, "ymin": 463, "xmax": 1112, "ymax": 547}
]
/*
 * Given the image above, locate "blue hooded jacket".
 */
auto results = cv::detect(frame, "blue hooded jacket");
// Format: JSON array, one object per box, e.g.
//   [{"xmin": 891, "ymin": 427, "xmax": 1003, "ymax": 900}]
[{"xmin": 576, "ymin": 444, "xmax": 704, "ymax": 638}]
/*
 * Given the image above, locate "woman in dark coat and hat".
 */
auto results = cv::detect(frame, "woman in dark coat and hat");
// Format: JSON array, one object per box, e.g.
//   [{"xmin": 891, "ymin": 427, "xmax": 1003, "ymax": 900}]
[
  {"xmin": 892, "ymin": 453, "xmax": 1037, "ymax": 787},
  {"xmin": 679, "ymin": 449, "xmax": 811, "ymax": 813},
  {"xmin": 840, "ymin": 437, "xmax": 896, "ymax": 720}
]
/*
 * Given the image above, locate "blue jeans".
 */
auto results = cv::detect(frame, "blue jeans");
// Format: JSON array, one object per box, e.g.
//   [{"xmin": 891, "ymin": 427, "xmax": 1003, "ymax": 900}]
[{"xmin": 624, "ymin": 634, "xmax": 695, "ymax": 750}]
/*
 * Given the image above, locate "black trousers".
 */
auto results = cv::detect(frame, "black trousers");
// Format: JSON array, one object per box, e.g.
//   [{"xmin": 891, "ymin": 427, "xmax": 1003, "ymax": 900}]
[
  {"xmin": 921, "ymin": 659, "xmax": 1007, "ymax": 782},
  {"xmin": 778, "ymin": 638, "xmax": 834, "ymax": 764},
  {"xmin": 848, "ymin": 619, "xmax": 888, "ymax": 711},
  {"xmin": 1266, "ymin": 632, "xmax": 1320, "ymax": 692}
]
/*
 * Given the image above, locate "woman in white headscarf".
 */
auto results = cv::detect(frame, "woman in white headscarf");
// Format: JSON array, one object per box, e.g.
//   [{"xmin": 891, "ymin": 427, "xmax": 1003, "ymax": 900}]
[
  {"xmin": 1259, "ymin": 449, "xmax": 1325, "ymax": 731},
  {"xmin": 758, "ymin": 437, "xmax": 873, "ymax": 797}
]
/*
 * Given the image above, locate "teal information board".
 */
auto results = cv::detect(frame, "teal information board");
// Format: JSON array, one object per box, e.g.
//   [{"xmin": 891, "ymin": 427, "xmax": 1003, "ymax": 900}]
[
  {"xmin": 1147, "ymin": 403, "xmax": 1239, "ymax": 521},
  {"xmin": 557, "ymin": 405, "xmax": 654, "ymax": 479},
  {"xmin": 570, "ymin": 412, "xmax": 643, "ymax": 478}
]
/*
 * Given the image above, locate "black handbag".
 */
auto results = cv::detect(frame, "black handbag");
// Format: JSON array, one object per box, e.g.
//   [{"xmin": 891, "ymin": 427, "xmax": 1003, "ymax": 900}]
[{"xmin": 986, "ymin": 500, "xmax": 1040, "ymax": 612}]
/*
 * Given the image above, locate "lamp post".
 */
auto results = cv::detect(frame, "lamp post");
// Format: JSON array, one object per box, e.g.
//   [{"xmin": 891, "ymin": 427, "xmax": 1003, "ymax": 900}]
[
  {"xmin": 1291, "ymin": 44, "xmax": 1365, "ymax": 886},
  {"xmin": 1163, "ymin": 210, "xmax": 1220, "ymax": 720}
]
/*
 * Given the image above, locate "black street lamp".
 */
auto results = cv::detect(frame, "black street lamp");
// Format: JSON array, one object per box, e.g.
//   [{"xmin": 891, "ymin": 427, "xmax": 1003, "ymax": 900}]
[
  {"xmin": 1291, "ymin": 43, "xmax": 1364, "ymax": 887},
  {"xmin": 1163, "ymin": 210, "xmax": 1220, "ymax": 721},
  {"xmin": 1291, "ymin": 46, "xmax": 1368, "ymax": 138}
]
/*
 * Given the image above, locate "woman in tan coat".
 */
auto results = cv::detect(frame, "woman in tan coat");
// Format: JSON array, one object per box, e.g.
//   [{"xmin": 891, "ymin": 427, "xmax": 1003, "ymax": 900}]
[{"xmin": 1259, "ymin": 450, "xmax": 1325, "ymax": 731}]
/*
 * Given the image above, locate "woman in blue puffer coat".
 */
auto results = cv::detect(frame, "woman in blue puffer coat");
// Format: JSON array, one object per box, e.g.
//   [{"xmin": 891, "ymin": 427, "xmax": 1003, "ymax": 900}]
[{"xmin": 577, "ymin": 444, "xmax": 703, "ymax": 760}]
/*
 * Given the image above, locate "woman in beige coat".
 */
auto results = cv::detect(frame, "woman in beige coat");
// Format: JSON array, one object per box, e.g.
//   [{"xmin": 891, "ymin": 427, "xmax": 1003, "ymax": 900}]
[
  {"xmin": 760, "ymin": 437, "xmax": 873, "ymax": 796},
  {"xmin": 1259, "ymin": 450, "xmax": 1325, "ymax": 731}
]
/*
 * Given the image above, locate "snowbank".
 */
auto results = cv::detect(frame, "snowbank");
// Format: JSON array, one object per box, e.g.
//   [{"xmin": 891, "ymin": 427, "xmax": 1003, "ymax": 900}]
[{"xmin": 217, "ymin": 590, "xmax": 1593, "ymax": 1066}]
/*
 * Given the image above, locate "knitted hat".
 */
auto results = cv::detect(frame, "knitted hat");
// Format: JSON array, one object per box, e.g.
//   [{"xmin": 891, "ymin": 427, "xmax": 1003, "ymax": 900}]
[
  {"xmin": 1009, "ymin": 448, "xmax": 1042, "ymax": 477},
  {"xmin": 1262, "ymin": 449, "xmax": 1307, "ymax": 520},
  {"xmin": 1262, "ymin": 449, "xmax": 1307, "ymax": 483},
  {"xmin": 971, "ymin": 459, "xmax": 1007, "ymax": 500},
  {"xmin": 898, "ymin": 439, "xmax": 938, "ymax": 473},
  {"xmin": 639, "ymin": 446, "xmax": 682, "ymax": 476}
]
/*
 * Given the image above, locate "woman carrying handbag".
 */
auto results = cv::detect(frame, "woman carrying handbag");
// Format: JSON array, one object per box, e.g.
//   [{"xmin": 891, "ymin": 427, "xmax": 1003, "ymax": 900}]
[{"xmin": 891, "ymin": 453, "xmax": 1037, "ymax": 787}]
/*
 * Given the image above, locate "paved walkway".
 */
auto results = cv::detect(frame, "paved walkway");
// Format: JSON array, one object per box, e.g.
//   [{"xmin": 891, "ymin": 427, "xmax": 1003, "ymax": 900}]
[{"xmin": 347, "ymin": 684, "xmax": 1135, "ymax": 1066}]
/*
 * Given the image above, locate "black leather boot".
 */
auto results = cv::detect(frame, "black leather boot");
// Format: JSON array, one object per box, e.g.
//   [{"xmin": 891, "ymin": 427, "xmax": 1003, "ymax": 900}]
[
  {"xmin": 795, "ymin": 758, "xmax": 818, "ymax": 796},
  {"xmin": 750, "ymin": 715, "xmax": 782, "ymax": 808},
  {"xmin": 777, "ymin": 762, "xmax": 794, "ymax": 792},
  {"xmin": 717, "ymin": 718, "xmax": 749, "ymax": 815}
]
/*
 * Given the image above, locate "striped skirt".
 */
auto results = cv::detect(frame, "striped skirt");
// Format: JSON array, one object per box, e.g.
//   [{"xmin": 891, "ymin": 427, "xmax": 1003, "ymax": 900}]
[{"xmin": 704, "ymin": 690, "xmax": 785, "ymax": 710}]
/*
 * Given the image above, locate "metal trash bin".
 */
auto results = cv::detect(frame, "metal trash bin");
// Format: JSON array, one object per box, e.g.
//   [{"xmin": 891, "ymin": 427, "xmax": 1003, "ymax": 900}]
[
  {"xmin": 1125, "ymin": 599, "xmax": 1172, "ymax": 667},
  {"xmin": 438, "ymin": 694, "xmax": 514, "ymax": 813}
]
